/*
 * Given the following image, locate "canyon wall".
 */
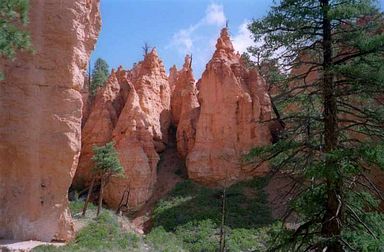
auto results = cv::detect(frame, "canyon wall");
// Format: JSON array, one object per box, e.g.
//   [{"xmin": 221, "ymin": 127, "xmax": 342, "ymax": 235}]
[{"xmin": 0, "ymin": 0, "xmax": 100, "ymax": 242}]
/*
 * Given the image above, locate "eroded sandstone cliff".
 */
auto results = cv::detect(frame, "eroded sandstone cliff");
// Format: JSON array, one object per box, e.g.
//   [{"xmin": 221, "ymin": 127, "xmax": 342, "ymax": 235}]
[
  {"xmin": 74, "ymin": 68, "xmax": 128, "ymax": 186},
  {"xmin": 75, "ymin": 49, "xmax": 171, "ymax": 210},
  {"xmin": 172, "ymin": 55, "xmax": 200, "ymax": 158},
  {"xmin": 76, "ymin": 28, "xmax": 272, "ymax": 219},
  {"xmin": 0, "ymin": 0, "xmax": 100, "ymax": 242},
  {"xmin": 186, "ymin": 28, "xmax": 272, "ymax": 186}
]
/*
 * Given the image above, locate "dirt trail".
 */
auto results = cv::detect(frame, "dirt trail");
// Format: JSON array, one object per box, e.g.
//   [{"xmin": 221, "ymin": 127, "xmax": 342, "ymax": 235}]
[{"xmin": 131, "ymin": 128, "xmax": 185, "ymax": 233}]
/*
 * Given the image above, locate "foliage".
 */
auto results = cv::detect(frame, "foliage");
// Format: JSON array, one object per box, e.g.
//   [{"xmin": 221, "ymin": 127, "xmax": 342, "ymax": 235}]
[
  {"xmin": 69, "ymin": 200, "xmax": 96, "ymax": 215},
  {"xmin": 145, "ymin": 226, "xmax": 186, "ymax": 252},
  {"xmin": 226, "ymin": 227, "xmax": 271, "ymax": 252},
  {"xmin": 33, "ymin": 211, "xmax": 141, "ymax": 252},
  {"xmin": 91, "ymin": 142, "xmax": 124, "ymax": 176},
  {"xmin": 248, "ymin": 0, "xmax": 384, "ymax": 250},
  {"xmin": 147, "ymin": 178, "xmax": 275, "ymax": 251},
  {"xmin": 240, "ymin": 52, "xmax": 256, "ymax": 69},
  {"xmin": 90, "ymin": 58, "xmax": 109, "ymax": 96},
  {"xmin": 0, "ymin": 0, "xmax": 31, "ymax": 79}
]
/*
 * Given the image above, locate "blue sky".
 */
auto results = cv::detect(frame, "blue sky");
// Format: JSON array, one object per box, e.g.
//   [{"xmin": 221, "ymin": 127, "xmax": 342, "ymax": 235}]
[{"xmin": 91, "ymin": 0, "xmax": 384, "ymax": 79}]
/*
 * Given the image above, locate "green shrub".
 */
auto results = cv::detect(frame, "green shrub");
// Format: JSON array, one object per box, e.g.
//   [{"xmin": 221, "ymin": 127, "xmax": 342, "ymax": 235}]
[
  {"xmin": 174, "ymin": 219, "xmax": 218, "ymax": 252},
  {"xmin": 145, "ymin": 226, "xmax": 185, "ymax": 252},
  {"xmin": 68, "ymin": 200, "xmax": 97, "ymax": 217},
  {"xmin": 226, "ymin": 228, "xmax": 270, "ymax": 252},
  {"xmin": 33, "ymin": 211, "xmax": 140, "ymax": 252},
  {"xmin": 149, "ymin": 177, "xmax": 275, "ymax": 251},
  {"xmin": 153, "ymin": 178, "xmax": 273, "ymax": 231}
]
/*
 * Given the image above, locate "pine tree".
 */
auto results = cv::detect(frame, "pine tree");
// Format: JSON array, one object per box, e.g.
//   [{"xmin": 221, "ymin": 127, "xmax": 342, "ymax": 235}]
[
  {"xmin": 0, "ymin": 0, "xmax": 31, "ymax": 79},
  {"xmin": 90, "ymin": 58, "xmax": 109, "ymax": 96},
  {"xmin": 82, "ymin": 142, "xmax": 124, "ymax": 216},
  {"xmin": 247, "ymin": 0, "xmax": 384, "ymax": 251}
]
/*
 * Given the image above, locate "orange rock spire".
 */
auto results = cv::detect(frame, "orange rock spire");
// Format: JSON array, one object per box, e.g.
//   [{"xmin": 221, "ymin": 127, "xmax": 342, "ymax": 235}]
[{"xmin": 186, "ymin": 28, "xmax": 272, "ymax": 186}]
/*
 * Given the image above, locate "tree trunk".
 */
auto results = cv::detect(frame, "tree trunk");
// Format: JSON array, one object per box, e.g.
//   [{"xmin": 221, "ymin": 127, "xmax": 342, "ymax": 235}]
[
  {"xmin": 320, "ymin": 1, "xmax": 343, "ymax": 251},
  {"xmin": 219, "ymin": 187, "xmax": 226, "ymax": 252},
  {"xmin": 82, "ymin": 176, "xmax": 96, "ymax": 216},
  {"xmin": 116, "ymin": 187, "xmax": 130, "ymax": 215},
  {"xmin": 97, "ymin": 174, "xmax": 105, "ymax": 217}
]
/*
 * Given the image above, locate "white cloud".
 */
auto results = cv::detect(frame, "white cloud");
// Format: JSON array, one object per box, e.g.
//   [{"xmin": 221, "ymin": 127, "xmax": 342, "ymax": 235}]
[
  {"xmin": 232, "ymin": 20, "xmax": 254, "ymax": 54},
  {"xmin": 171, "ymin": 28, "xmax": 195, "ymax": 53},
  {"xmin": 204, "ymin": 3, "xmax": 226, "ymax": 26},
  {"xmin": 167, "ymin": 3, "xmax": 226, "ymax": 54}
]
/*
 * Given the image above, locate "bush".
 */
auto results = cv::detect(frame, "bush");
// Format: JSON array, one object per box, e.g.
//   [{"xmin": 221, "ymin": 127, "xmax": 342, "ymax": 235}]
[
  {"xmin": 174, "ymin": 219, "xmax": 218, "ymax": 252},
  {"xmin": 226, "ymin": 228, "xmax": 270, "ymax": 252},
  {"xmin": 33, "ymin": 211, "xmax": 140, "ymax": 252},
  {"xmin": 148, "ymin": 177, "xmax": 275, "ymax": 251},
  {"xmin": 145, "ymin": 227, "xmax": 185, "ymax": 252}
]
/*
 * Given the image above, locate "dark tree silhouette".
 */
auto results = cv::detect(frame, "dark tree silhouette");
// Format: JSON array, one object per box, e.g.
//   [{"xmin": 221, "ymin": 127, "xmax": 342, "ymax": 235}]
[{"xmin": 247, "ymin": 0, "xmax": 384, "ymax": 250}]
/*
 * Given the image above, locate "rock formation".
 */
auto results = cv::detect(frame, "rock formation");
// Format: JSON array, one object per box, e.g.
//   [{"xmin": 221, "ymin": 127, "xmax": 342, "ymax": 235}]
[
  {"xmin": 0, "ymin": 0, "xmax": 100, "ymax": 242},
  {"xmin": 186, "ymin": 28, "xmax": 272, "ymax": 186},
  {"xmin": 171, "ymin": 55, "xmax": 193, "ymax": 126},
  {"xmin": 171, "ymin": 55, "xmax": 200, "ymax": 158},
  {"xmin": 75, "ymin": 49, "xmax": 171, "ymax": 210},
  {"xmin": 81, "ymin": 75, "xmax": 92, "ymax": 128},
  {"xmin": 76, "ymin": 28, "xmax": 272, "ymax": 218},
  {"xmin": 168, "ymin": 65, "xmax": 178, "ymax": 95},
  {"xmin": 132, "ymin": 49, "xmax": 171, "ymax": 152},
  {"xmin": 104, "ymin": 82, "xmax": 159, "ymax": 209},
  {"xmin": 74, "ymin": 69, "xmax": 127, "ymax": 186}
]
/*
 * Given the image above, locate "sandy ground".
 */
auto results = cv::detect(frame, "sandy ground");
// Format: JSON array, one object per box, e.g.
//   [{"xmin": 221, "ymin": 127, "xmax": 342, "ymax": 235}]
[{"xmin": 0, "ymin": 240, "xmax": 65, "ymax": 252}]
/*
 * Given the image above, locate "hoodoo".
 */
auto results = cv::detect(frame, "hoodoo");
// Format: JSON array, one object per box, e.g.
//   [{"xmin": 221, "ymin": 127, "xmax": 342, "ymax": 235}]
[
  {"xmin": 186, "ymin": 28, "xmax": 272, "ymax": 186},
  {"xmin": 75, "ymin": 49, "xmax": 171, "ymax": 210},
  {"xmin": 0, "ymin": 0, "xmax": 101, "ymax": 242},
  {"xmin": 172, "ymin": 55, "xmax": 200, "ymax": 158},
  {"xmin": 131, "ymin": 49, "xmax": 171, "ymax": 152},
  {"xmin": 74, "ymin": 69, "xmax": 128, "ymax": 185}
]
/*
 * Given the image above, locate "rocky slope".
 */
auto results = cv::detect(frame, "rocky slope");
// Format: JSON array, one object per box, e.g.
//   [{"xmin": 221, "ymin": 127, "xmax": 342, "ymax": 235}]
[
  {"xmin": 186, "ymin": 28, "xmax": 272, "ymax": 186},
  {"xmin": 0, "ymin": 0, "xmax": 100, "ymax": 242}
]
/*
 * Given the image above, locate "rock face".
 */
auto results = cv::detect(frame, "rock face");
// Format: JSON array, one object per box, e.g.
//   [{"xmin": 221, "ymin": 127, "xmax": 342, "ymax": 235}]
[
  {"xmin": 0, "ymin": 0, "xmax": 100, "ymax": 242},
  {"xmin": 74, "ymin": 69, "xmax": 127, "ymax": 186},
  {"xmin": 171, "ymin": 55, "xmax": 193, "ymax": 126},
  {"xmin": 75, "ymin": 49, "xmax": 171, "ymax": 210},
  {"xmin": 104, "ymin": 82, "xmax": 159, "ymax": 209},
  {"xmin": 81, "ymin": 74, "xmax": 93, "ymax": 128},
  {"xmin": 171, "ymin": 55, "xmax": 200, "ymax": 158},
  {"xmin": 132, "ymin": 49, "xmax": 171, "ymax": 152},
  {"xmin": 186, "ymin": 28, "xmax": 272, "ymax": 186},
  {"xmin": 168, "ymin": 65, "xmax": 178, "ymax": 95}
]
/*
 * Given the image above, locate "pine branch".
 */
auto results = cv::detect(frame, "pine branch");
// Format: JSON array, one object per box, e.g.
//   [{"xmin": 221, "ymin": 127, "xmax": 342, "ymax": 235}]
[{"xmin": 346, "ymin": 204, "xmax": 378, "ymax": 240}]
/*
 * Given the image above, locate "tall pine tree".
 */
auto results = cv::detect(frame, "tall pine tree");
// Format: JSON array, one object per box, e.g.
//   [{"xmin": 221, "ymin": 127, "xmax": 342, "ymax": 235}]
[
  {"xmin": 82, "ymin": 142, "xmax": 124, "ymax": 217},
  {"xmin": 90, "ymin": 58, "xmax": 109, "ymax": 96},
  {"xmin": 247, "ymin": 0, "xmax": 384, "ymax": 251}
]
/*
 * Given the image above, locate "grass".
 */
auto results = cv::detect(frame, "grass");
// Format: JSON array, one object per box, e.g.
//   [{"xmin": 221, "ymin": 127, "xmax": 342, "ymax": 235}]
[
  {"xmin": 34, "ymin": 177, "xmax": 275, "ymax": 252},
  {"xmin": 33, "ymin": 202, "xmax": 144, "ymax": 252},
  {"xmin": 68, "ymin": 200, "xmax": 96, "ymax": 215},
  {"xmin": 146, "ymin": 177, "xmax": 275, "ymax": 252}
]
